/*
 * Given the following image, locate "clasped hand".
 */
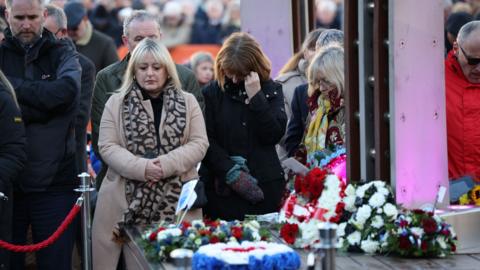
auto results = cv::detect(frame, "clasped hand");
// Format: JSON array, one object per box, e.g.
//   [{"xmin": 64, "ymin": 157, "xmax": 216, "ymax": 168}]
[{"xmin": 144, "ymin": 158, "xmax": 163, "ymax": 182}]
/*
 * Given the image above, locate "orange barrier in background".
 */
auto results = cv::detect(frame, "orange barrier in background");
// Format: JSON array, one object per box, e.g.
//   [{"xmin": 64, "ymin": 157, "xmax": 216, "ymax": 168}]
[{"xmin": 169, "ymin": 44, "xmax": 221, "ymax": 64}]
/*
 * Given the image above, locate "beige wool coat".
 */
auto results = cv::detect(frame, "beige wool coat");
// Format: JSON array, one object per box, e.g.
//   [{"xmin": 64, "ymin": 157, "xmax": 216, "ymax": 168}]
[{"xmin": 92, "ymin": 90, "xmax": 208, "ymax": 270}]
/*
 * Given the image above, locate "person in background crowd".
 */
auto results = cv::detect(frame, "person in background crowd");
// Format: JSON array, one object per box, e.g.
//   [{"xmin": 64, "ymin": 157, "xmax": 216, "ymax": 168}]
[
  {"xmin": 275, "ymin": 28, "xmax": 325, "ymax": 161},
  {"xmin": 92, "ymin": 38, "xmax": 208, "ymax": 270},
  {"xmin": 315, "ymin": 0, "xmax": 341, "ymax": 30},
  {"xmin": 445, "ymin": 12, "xmax": 472, "ymax": 55},
  {"xmin": 285, "ymin": 29, "xmax": 344, "ymax": 160},
  {"xmin": 160, "ymin": 0, "xmax": 192, "ymax": 48},
  {"xmin": 44, "ymin": 4, "xmax": 96, "ymax": 175},
  {"xmin": 1, "ymin": 0, "xmax": 81, "ymax": 269},
  {"xmin": 190, "ymin": 51, "xmax": 215, "ymax": 87},
  {"xmin": 200, "ymin": 32, "xmax": 287, "ymax": 221},
  {"xmin": 64, "ymin": 0, "xmax": 118, "ymax": 73},
  {"xmin": 0, "ymin": 70, "xmax": 26, "ymax": 270},
  {"xmin": 48, "ymin": 0, "xmax": 66, "ymax": 8},
  {"xmin": 91, "ymin": 10, "xmax": 202, "ymax": 190},
  {"xmin": 220, "ymin": 0, "xmax": 241, "ymax": 41},
  {"xmin": 89, "ymin": 0, "xmax": 124, "ymax": 47},
  {"xmin": 445, "ymin": 21, "xmax": 480, "ymax": 180},
  {"xmin": 190, "ymin": 0, "xmax": 225, "ymax": 44}
]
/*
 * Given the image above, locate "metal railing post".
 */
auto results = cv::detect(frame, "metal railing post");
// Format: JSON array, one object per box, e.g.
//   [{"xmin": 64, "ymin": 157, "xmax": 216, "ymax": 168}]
[{"xmin": 75, "ymin": 172, "xmax": 95, "ymax": 270}]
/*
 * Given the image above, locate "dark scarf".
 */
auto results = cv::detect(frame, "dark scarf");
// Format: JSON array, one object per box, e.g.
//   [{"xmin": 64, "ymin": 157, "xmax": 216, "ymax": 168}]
[{"xmin": 122, "ymin": 80, "xmax": 186, "ymax": 225}]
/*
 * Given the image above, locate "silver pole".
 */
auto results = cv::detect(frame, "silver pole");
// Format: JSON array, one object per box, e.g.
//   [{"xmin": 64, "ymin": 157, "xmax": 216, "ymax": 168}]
[
  {"xmin": 317, "ymin": 222, "xmax": 337, "ymax": 270},
  {"xmin": 75, "ymin": 172, "xmax": 95, "ymax": 270}
]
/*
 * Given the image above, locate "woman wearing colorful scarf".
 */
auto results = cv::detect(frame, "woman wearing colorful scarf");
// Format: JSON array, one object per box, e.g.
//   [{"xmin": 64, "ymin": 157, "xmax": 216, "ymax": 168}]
[
  {"xmin": 92, "ymin": 38, "xmax": 209, "ymax": 270},
  {"xmin": 199, "ymin": 32, "xmax": 288, "ymax": 221},
  {"xmin": 302, "ymin": 45, "xmax": 345, "ymax": 163}
]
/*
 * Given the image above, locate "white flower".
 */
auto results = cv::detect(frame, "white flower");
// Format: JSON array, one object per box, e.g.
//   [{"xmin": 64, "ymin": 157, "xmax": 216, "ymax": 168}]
[
  {"xmin": 383, "ymin": 203, "xmax": 398, "ymax": 218},
  {"xmin": 355, "ymin": 183, "xmax": 371, "ymax": 198},
  {"xmin": 361, "ymin": 239, "xmax": 379, "ymax": 253},
  {"xmin": 229, "ymin": 236, "xmax": 238, "ymax": 243},
  {"xmin": 376, "ymin": 208, "xmax": 383, "ymax": 214},
  {"xmin": 345, "ymin": 185, "xmax": 356, "ymax": 197},
  {"xmin": 372, "ymin": 180, "xmax": 386, "ymax": 188},
  {"xmin": 337, "ymin": 222, "xmax": 347, "ymax": 237},
  {"xmin": 299, "ymin": 221, "xmax": 320, "ymax": 245},
  {"xmin": 355, "ymin": 205, "xmax": 372, "ymax": 225},
  {"xmin": 411, "ymin": 227, "xmax": 424, "ymax": 238},
  {"xmin": 437, "ymin": 237, "xmax": 447, "ymax": 249},
  {"xmin": 377, "ymin": 187, "xmax": 390, "ymax": 196},
  {"xmin": 368, "ymin": 192, "xmax": 386, "ymax": 208},
  {"xmin": 371, "ymin": 215, "xmax": 384, "ymax": 229},
  {"xmin": 344, "ymin": 195, "xmax": 356, "ymax": 211},
  {"xmin": 347, "ymin": 231, "xmax": 361, "ymax": 245}
]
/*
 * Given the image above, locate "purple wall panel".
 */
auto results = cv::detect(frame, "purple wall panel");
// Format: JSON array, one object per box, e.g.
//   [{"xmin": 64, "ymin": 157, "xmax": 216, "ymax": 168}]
[{"xmin": 240, "ymin": 0, "xmax": 293, "ymax": 77}]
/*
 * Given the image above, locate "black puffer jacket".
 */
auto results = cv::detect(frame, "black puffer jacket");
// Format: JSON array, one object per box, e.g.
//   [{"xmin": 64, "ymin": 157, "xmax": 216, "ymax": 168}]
[{"xmin": 0, "ymin": 28, "xmax": 81, "ymax": 192}]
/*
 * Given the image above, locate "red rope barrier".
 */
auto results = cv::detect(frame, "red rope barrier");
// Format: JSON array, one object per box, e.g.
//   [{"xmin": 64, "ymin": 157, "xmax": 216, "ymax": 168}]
[{"xmin": 0, "ymin": 202, "xmax": 81, "ymax": 252}]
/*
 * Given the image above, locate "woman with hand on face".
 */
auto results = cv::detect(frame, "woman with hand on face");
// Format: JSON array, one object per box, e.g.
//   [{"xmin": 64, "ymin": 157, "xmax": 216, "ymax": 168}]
[
  {"xmin": 92, "ymin": 38, "xmax": 209, "ymax": 270},
  {"xmin": 302, "ymin": 45, "xmax": 345, "ymax": 159},
  {"xmin": 199, "ymin": 32, "xmax": 288, "ymax": 221}
]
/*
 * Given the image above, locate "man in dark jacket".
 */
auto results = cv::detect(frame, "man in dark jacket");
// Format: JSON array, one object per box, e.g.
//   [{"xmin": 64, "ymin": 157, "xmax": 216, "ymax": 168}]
[
  {"xmin": 45, "ymin": 4, "xmax": 96, "ymax": 175},
  {"xmin": 0, "ymin": 73, "xmax": 26, "ymax": 270},
  {"xmin": 91, "ymin": 10, "xmax": 203, "ymax": 189},
  {"xmin": 1, "ymin": 1, "xmax": 81, "ymax": 269}
]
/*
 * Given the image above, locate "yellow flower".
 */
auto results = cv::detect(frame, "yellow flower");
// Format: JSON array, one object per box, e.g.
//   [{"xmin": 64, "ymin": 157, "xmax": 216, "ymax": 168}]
[
  {"xmin": 470, "ymin": 186, "xmax": 480, "ymax": 206},
  {"xmin": 459, "ymin": 194, "xmax": 471, "ymax": 205}
]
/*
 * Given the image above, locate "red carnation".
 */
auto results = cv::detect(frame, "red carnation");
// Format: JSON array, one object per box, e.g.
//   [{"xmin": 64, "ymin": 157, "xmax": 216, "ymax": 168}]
[
  {"xmin": 280, "ymin": 223, "xmax": 299, "ymax": 245},
  {"xmin": 399, "ymin": 235, "xmax": 411, "ymax": 250},
  {"xmin": 422, "ymin": 218, "xmax": 437, "ymax": 234},
  {"xmin": 441, "ymin": 229, "xmax": 450, "ymax": 237},
  {"xmin": 149, "ymin": 232, "xmax": 157, "ymax": 241},
  {"xmin": 181, "ymin": 221, "xmax": 191, "ymax": 229},
  {"xmin": 231, "ymin": 226, "xmax": 243, "ymax": 240},
  {"xmin": 304, "ymin": 168, "xmax": 327, "ymax": 199},
  {"xmin": 421, "ymin": 240, "xmax": 428, "ymax": 251},
  {"xmin": 451, "ymin": 243, "xmax": 456, "ymax": 252},
  {"xmin": 294, "ymin": 175, "xmax": 303, "ymax": 193},
  {"xmin": 204, "ymin": 219, "xmax": 220, "ymax": 228},
  {"xmin": 412, "ymin": 209, "xmax": 425, "ymax": 215},
  {"xmin": 399, "ymin": 220, "xmax": 409, "ymax": 228},
  {"xmin": 199, "ymin": 229, "xmax": 212, "ymax": 236},
  {"xmin": 210, "ymin": 236, "xmax": 220, "ymax": 243},
  {"xmin": 335, "ymin": 202, "xmax": 345, "ymax": 214}
]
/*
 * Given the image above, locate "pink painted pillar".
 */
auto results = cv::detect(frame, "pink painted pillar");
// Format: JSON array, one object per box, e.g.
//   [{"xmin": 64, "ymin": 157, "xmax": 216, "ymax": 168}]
[{"xmin": 389, "ymin": 0, "xmax": 449, "ymax": 208}]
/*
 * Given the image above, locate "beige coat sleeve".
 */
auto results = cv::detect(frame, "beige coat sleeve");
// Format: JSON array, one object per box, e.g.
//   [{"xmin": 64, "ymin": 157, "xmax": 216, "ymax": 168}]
[
  {"xmin": 98, "ymin": 96, "xmax": 148, "ymax": 181},
  {"xmin": 157, "ymin": 93, "xmax": 209, "ymax": 179}
]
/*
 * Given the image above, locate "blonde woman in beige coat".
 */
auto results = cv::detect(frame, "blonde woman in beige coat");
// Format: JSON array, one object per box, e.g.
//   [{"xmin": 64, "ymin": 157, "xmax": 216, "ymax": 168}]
[{"xmin": 92, "ymin": 38, "xmax": 208, "ymax": 270}]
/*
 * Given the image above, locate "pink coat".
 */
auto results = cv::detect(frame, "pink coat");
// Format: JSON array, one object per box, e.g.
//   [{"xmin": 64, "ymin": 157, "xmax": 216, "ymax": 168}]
[{"xmin": 92, "ymin": 90, "xmax": 208, "ymax": 269}]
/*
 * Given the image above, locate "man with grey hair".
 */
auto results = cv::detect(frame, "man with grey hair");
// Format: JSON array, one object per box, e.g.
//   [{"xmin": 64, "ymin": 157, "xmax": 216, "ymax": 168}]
[
  {"xmin": 91, "ymin": 10, "xmax": 202, "ymax": 190},
  {"xmin": 445, "ymin": 20, "xmax": 480, "ymax": 180},
  {"xmin": 1, "ymin": 0, "xmax": 81, "ymax": 269},
  {"xmin": 44, "ymin": 3, "xmax": 95, "ymax": 177}
]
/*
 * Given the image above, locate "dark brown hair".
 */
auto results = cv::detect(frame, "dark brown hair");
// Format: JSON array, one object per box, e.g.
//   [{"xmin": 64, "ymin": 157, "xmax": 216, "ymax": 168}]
[{"xmin": 215, "ymin": 32, "xmax": 271, "ymax": 89}]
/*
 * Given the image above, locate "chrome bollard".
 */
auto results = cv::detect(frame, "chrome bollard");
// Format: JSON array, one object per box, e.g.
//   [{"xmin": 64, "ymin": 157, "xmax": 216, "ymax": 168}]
[
  {"xmin": 75, "ymin": 172, "xmax": 96, "ymax": 270},
  {"xmin": 170, "ymin": 248, "xmax": 193, "ymax": 270},
  {"xmin": 317, "ymin": 222, "xmax": 337, "ymax": 270}
]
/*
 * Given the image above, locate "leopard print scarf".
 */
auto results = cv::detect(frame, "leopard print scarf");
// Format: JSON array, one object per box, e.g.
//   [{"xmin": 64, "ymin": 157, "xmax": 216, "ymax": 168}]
[{"xmin": 122, "ymin": 80, "xmax": 186, "ymax": 225}]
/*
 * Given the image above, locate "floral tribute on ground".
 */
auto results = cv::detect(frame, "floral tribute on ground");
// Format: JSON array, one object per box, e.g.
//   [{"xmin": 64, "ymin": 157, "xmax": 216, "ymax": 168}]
[
  {"xmin": 337, "ymin": 181, "xmax": 457, "ymax": 257},
  {"xmin": 140, "ymin": 219, "xmax": 270, "ymax": 262},
  {"xmin": 191, "ymin": 241, "xmax": 301, "ymax": 270},
  {"xmin": 278, "ymin": 148, "xmax": 347, "ymax": 248}
]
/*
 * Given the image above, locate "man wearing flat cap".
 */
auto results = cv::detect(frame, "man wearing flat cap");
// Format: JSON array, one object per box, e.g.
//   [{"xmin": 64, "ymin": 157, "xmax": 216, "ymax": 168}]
[{"xmin": 64, "ymin": 0, "xmax": 118, "ymax": 73}]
